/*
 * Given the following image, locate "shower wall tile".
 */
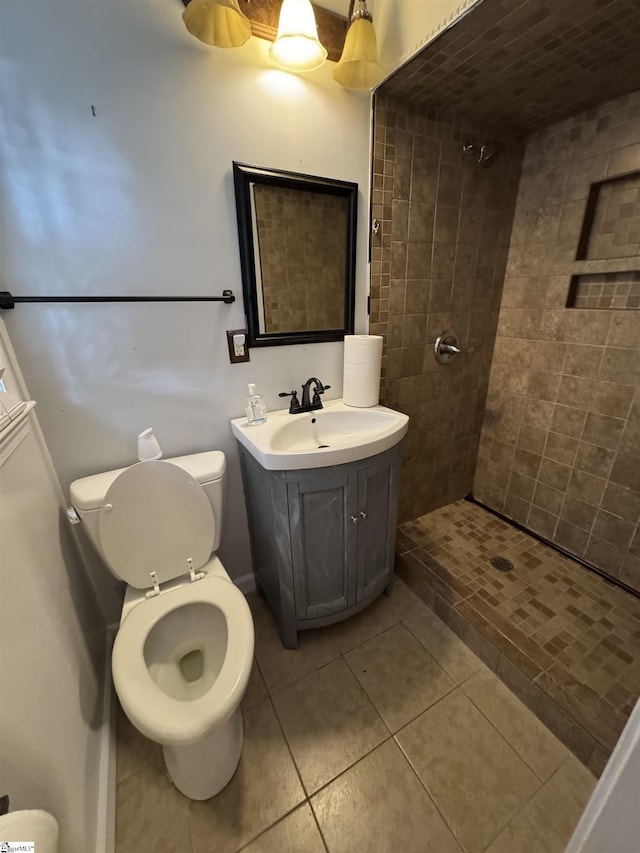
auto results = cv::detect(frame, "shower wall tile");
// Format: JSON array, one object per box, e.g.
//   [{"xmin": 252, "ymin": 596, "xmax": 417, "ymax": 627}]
[
  {"xmin": 475, "ymin": 90, "xmax": 640, "ymax": 592},
  {"xmin": 371, "ymin": 94, "xmax": 524, "ymax": 522}
]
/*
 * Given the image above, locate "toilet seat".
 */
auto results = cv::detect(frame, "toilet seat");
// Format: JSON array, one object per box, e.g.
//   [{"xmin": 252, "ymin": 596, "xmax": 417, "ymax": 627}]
[
  {"xmin": 112, "ymin": 574, "xmax": 254, "ymax": 747},
  {"xmin": 99, "ymin": 460, "xmax": 215, "ymax": 588}
]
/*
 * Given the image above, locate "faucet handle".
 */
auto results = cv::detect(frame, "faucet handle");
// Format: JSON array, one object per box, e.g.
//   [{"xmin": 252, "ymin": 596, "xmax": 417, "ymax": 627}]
[
  {"xmin": 279, "ymin": 389, "xmax": 301, "ymax": 414},
  {"xmin": 311, "ymin": 384, "xmax": 330, "ymax": 405}
]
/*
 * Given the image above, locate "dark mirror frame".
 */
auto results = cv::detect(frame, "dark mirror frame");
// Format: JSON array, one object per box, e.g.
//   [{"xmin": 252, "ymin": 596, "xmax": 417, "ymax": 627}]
[{"xmin": 232, "ymin": 161, "xmax": 358, "ymax": 347}]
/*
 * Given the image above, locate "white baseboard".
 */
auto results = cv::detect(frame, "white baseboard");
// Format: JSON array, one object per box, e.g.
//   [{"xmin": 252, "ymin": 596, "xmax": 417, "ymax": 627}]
[
  {"xmin": 233, "ymin": 572, "xmax": 256, "ymax": 595},
  {"xmin": 96, "ymin": 627, "xmax": 116, "ymax": 853}
]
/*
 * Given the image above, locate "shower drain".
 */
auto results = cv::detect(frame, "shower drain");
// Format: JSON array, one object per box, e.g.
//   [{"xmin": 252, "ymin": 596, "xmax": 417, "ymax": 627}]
[{"xmin": 490, "ymin": 555, "xmax": 514, "ymax": 572}]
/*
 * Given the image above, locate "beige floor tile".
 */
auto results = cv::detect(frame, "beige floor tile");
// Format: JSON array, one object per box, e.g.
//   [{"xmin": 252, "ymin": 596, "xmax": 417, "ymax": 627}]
[
  {"xmin": 252, "ymin": 599, "xmax": 342, "ymax": 695},
  {"xmin": 387, "ymin": 577, "xmax": 432, "ymax": 621},
  {"xmin": 405, "ymin": 607, "xmax": 484, "ymax": 684},
  {"xmin": 396, "ymin": 689, "xmax": 541, "ymax": 853},
  {"xmin": 116, "ymin": 701, "xmax": 163, "ymax": 784},
  {"xmin": 189, "ymin": 698, "xmax": 305, "ymax": 853},
  {"xmin": 272, "ymin": 657, "xmax": 388, "ymax": 794},
  {"xmin": 242, "ymin": 659, "xmax": 268, "ymax": 711},
  {"xmin": 240, "ymin": 804, "xmax": 326, "ymax": 853},
  {"xmin": 486, "ymin": 756, "xmax": 597, "ymax": 853},
  {"xmin": 462, "ymin": 667, "xmax": 570, "ymax": 781},
  {"xmin": 251, "ymin": 591, "xmax": 401, "ymax": 694},
  {"xmin": 312, "ymin": 738, "xmax": 461, "ymax": 853},
  {"xmin": 345, "ymin": 623, "xmax": 455, "ymax": 732},
  {"xmin": 116, "ymin": 763, "xmax": 190, "ymax": 853},
  {"xmin": 328, "ymin": 592, "xmax": 400, "ymax": 654}
]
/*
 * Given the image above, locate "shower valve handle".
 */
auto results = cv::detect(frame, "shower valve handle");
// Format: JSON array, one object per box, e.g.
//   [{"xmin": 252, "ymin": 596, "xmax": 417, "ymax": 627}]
[{"xmin": 434, "ymin": 330, "xmax": 474, "ymax": 365}]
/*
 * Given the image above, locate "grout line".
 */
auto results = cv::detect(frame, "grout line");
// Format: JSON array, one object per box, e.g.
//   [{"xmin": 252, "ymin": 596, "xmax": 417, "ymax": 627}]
[
  {"xmin": 459, "ymin": 673, "xmax": 567, "ymax": 785},
  {"xmin": 401, "ymin": 615, "xmax": 484, "ymax": 686},
  {"xmin": 234, "ymin": 802, "xmax": 310, "ymax": 853},
  {"xmin": 400, "ymin": 687, "xmax": 549, "ymax": 853},
  {"xmin": 391, "ymin": 705, "xmax": 468, "ymax": 853},
  {"xmin": 266, "ymin": 691, "xmax": 312, "ymax": 800},
  {"xmin": 309, "ymin": 801, "xmax": 331, "ymax": 853},
  {"xmin": 255, "ymin": 588, "xmax": 425, "ymax": 701},
  {"xmin": 264, "ymin": 640, "xmax": 397, "ymax": 799},
  {"xmin": 307, "ymin": 733, "xmax": 395, "ymax": 801},
  {"xmin": 257, "ymin": 649, "xmax": 332, "ymax": 699},
  {"xmin": 479, "ymin": 752, "xmax": 588, "ymax": 852},
  {"xmin": 391, "ymin": 680, "xmax": 460, "ymax": 740},
  {"xmin": 340, "ymin": 638, "xmax": 399, "ymax": 737}
]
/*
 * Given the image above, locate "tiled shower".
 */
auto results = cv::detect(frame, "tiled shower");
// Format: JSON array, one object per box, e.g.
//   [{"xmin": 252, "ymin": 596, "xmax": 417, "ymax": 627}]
[
  {"xmin": 369, "ymin": 102, "xmax": 523, "ymax": 521},
  {"xmin": 475, "ymin": 98, "xmax": 640, "ymax": 590},
  {"xmin": 370, "ymin": 0, "xmax": 640, "ymax": 770}
]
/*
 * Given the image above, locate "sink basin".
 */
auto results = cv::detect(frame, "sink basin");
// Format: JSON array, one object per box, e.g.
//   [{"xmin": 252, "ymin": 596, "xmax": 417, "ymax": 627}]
[{"xmin": 231, "ymin": 399, "xmax": 409, "ymax": 470}]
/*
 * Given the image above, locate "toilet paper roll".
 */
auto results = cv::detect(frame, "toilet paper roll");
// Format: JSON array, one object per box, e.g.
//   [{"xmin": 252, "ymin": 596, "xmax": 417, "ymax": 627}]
[{"xmin": 343, "ymin": 335, "xmax": 383, "ymax": 408}]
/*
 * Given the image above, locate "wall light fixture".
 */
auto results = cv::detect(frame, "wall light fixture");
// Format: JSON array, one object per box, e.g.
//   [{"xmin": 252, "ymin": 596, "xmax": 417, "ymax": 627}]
[
  {"xmin": 269, "ymin": 0, "xmax": 327, "ymax": 73},
  {"xmin": 182, "ymin": 0, "xmax": 252, "ymax": 48},
  {"xmin": 180, "ymin": 0, "xmax": 381, "ymax": 87},
  {"xmin": 333, "ymin": 0, "xmax": 383, "ymax": 89}
]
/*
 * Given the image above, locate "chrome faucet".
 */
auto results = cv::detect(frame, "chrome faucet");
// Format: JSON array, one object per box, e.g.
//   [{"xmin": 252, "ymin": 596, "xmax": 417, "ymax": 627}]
[{"xmin": 279, "ymin": 377, "xmax": 331, "ymax": 414}]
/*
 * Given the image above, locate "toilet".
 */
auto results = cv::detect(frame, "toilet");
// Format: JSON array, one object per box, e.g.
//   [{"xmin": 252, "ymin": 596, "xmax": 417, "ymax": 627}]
[
  {"xmin": 0, "ymin": 810, "xmax": 59, "ymax": 853},
  {"xmin": 69, "ymin": 451, "xmax": 254, "ymax": 800}
]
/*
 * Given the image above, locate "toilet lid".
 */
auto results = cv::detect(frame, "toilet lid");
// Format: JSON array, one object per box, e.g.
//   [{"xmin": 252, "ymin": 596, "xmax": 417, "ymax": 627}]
[{"xmin": 99, "ymin": 460, "xmax": 216, "ymax": 589}]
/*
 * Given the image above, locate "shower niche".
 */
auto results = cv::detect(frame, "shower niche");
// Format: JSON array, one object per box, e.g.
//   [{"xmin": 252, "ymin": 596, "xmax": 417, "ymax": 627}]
[{"xmin": 567, "ymin": 168, "xmax": 640, "ymax": 309}]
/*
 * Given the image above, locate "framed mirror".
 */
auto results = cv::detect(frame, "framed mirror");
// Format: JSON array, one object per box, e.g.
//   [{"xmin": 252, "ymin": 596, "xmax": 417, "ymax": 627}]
[{"xmin": 233, "ymin": 162, "xmax": 358, "ymax": 347}]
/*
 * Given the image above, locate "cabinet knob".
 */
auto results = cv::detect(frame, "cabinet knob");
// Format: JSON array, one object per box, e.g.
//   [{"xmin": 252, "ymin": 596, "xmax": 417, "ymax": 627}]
[
  {"xmin": 350, "ymin": 515, "xmax": 359, "ymax": 525},
  {"xmin": 359, "ymin": 511, "xmax": 368, "ymax": 520}
]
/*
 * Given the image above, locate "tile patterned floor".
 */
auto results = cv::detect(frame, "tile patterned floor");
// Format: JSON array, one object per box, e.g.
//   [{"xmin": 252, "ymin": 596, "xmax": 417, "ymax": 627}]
[
  {"xmin": 116, "ymin": 578, "xmax": 596, "ymax": 852},
  {"xmin": 397, "ymin": 499, "xmax": 640, "ymax": 774}
]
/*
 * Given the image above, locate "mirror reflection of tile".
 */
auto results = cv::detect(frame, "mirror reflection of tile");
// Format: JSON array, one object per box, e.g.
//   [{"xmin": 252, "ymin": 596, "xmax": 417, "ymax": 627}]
[{"xmin": 253, "ymin": 184, "xmax": 347, "ymax": 334}]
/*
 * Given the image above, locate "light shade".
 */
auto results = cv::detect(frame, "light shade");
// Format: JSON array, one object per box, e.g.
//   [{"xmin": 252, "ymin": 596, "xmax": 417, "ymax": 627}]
[
  {"xmin": 332, "ymin": 9, "xmax": 383, "ymax": 90},
  {"xmin": 269, "ymin": 0, "xmax": 327, "ymax": 73},
  {"xmin": 182, "ymin": 0, "xmax": 252, "ymax": 49}
]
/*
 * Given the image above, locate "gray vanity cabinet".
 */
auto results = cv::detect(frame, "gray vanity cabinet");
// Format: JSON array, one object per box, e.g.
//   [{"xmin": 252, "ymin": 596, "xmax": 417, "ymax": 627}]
[
  {"xmin": 238, "ymin": 444, "xmax": 401, "ymax": 648},
  {"xmin": 356, "ymin": 453, "xmax": 396, "ymax": 600},
  {"xmin": 286, "ymin": 465, "xmax": 356, "ymax": 622}
]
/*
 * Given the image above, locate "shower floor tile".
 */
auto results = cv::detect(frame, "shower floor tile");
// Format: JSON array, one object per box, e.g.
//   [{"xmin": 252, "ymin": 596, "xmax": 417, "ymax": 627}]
[
  {"xmin": 397, "ymin": 499, "xmax": 640, "ymax": 772},
  {"xmin": 115, "ymin": 576, "xmax": 597, "ymax": 853}
]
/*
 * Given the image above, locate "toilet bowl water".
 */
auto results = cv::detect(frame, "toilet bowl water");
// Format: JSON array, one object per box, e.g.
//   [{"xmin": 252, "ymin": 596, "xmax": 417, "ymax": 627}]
[{"xmin": 144, "ymin": 601, "xmax": 227, "ymax": 702}]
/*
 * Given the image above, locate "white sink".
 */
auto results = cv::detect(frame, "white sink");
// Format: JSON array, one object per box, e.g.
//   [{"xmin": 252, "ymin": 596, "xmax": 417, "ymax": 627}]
[{"xmin": 230, "ymin": 399, "xmax": 409, "ymax": 470}]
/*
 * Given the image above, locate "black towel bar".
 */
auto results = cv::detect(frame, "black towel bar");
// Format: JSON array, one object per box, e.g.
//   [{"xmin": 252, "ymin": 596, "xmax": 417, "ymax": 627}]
[{"xmin": 0, "ymin": 290, "xmax": 236, "ymax": 309}]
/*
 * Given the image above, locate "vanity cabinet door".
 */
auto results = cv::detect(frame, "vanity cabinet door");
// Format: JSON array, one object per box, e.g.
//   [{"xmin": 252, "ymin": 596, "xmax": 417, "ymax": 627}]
[
  {"xmin": 355, "ymin": 452, "xmax": 398, "ymax": 601},
  {"xmin": 286, "ymin": 466, "xmax": 358, "ymax": 621}
]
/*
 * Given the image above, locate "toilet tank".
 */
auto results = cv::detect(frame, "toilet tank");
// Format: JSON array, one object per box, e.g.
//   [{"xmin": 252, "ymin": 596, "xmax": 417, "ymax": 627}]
[{"xmin": 70, "ymin": 451, "xmax": 226, "ymax": 560}]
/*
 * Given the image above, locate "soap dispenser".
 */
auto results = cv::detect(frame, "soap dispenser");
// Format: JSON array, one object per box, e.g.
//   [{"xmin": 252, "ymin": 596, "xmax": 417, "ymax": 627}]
[{"xmin": 246, "ymin": 383, "xmax": 267, "ymax": 425}]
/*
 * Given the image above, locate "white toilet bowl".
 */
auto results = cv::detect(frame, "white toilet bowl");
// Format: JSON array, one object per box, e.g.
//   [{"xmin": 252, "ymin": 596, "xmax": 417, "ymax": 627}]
[
  {"xmin": 112, "ymin": 562, "xmax": 254, "ymax": 799},
  {"xmin": 70, "ymin": 452, "xmax": 255, "ymax": 800}
]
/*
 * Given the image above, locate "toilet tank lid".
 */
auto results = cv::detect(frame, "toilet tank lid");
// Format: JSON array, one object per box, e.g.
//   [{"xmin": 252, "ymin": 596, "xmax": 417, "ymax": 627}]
[{"xmin": 70, "ymin": 450, "xmax": 226, "ymax": 512}]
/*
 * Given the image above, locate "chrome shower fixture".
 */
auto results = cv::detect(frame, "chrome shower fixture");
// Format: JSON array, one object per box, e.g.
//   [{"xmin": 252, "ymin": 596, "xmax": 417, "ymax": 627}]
[{"xmin": 463, "ymin": 142, "xmax": 499, "ymax": 168}]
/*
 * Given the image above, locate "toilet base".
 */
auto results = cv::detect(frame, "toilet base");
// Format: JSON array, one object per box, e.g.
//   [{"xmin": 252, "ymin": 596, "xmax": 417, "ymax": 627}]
[{"xmin": 163, "ymin": 706, "xmax": 243, "ymax": 800}]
